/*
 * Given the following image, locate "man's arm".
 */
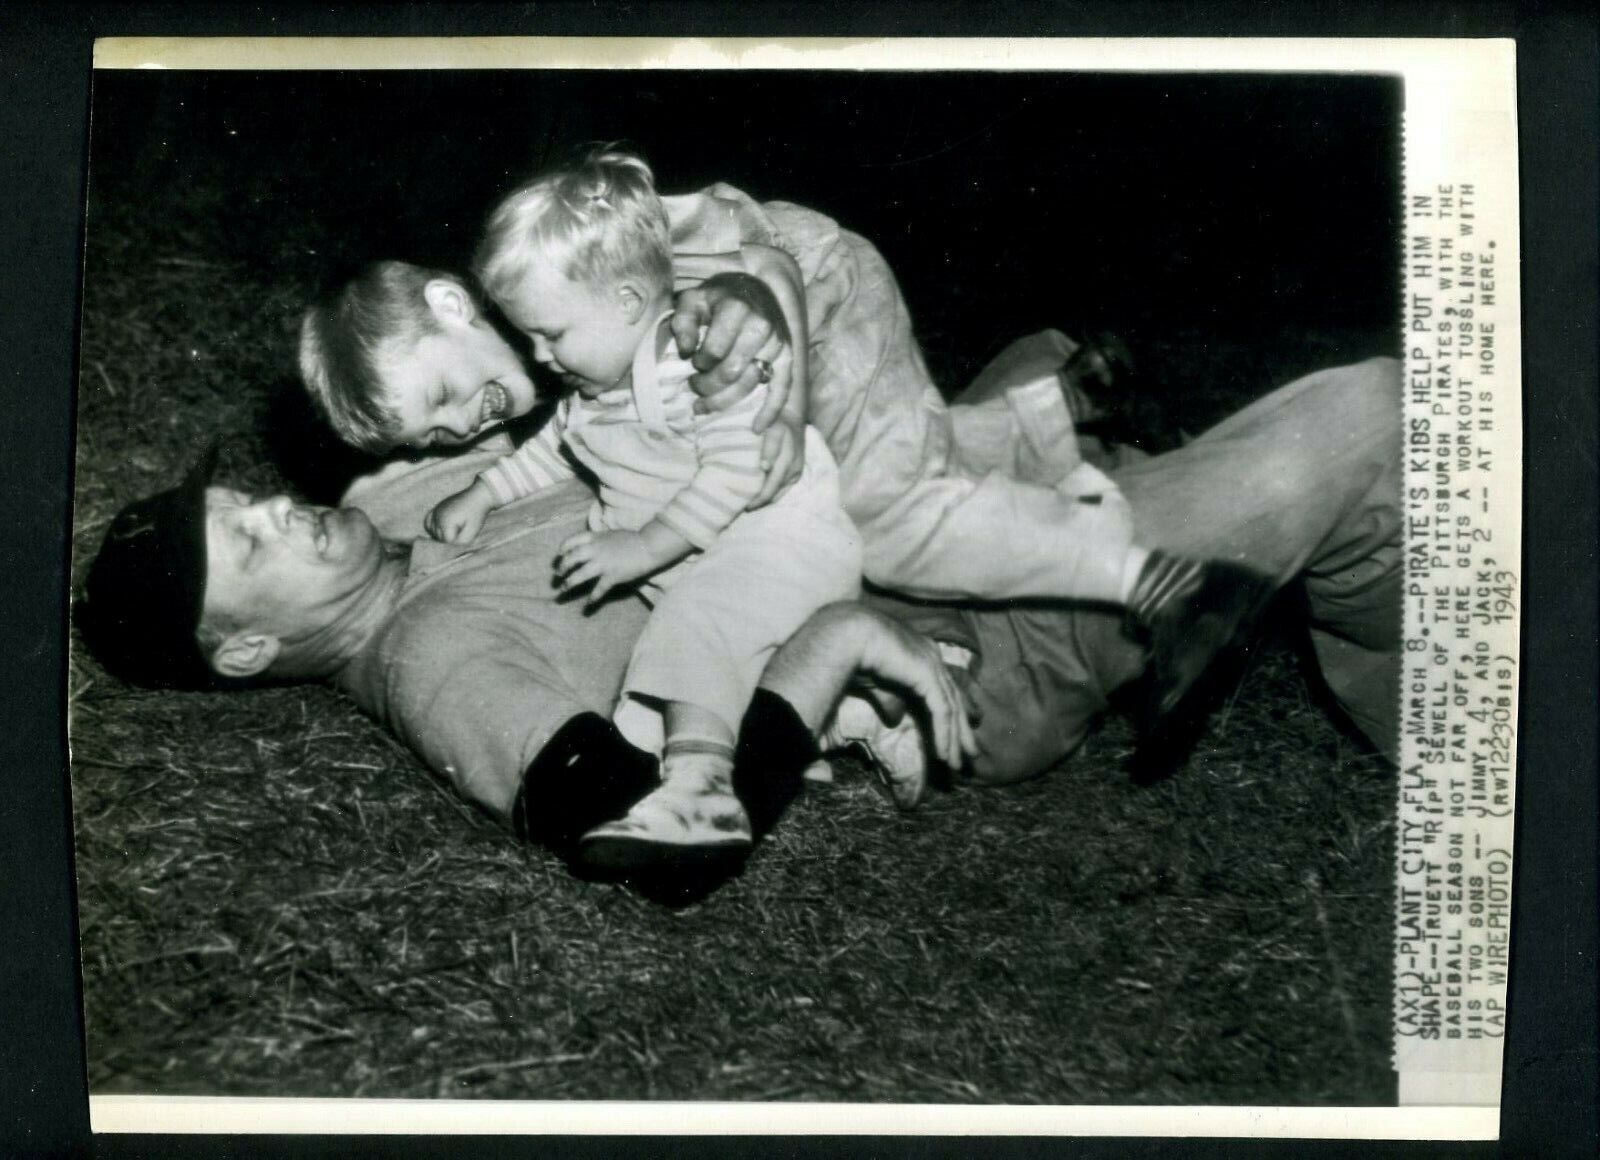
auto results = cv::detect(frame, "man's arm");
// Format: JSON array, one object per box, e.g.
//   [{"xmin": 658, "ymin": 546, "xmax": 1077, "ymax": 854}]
[{"xmin": 756, "ymin": 603, "xmax": 978, "ymax": 771}]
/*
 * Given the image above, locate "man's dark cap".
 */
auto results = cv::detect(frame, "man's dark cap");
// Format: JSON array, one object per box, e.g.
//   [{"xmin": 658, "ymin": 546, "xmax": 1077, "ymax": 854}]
[{"xmin": 77, "ymin": 447, "xmax": 221, "ymax": 690}]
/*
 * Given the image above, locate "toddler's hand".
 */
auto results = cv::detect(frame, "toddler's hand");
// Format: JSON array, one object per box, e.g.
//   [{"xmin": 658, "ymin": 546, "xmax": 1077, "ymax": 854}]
[
  {"xmin": 750, "ymin": 413, "xmax": 806, "ymax": 510},
  {"xmin": 554, "ymin": 530, "xmax": 657, "ymax": 609},
  {"xmin": 426, "ymin": 480, "xmax": 497, "ymax": 544}
]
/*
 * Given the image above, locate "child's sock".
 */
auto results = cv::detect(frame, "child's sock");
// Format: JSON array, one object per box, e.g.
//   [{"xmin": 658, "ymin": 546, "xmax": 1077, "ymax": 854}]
[
  {"xmin": 581, "ymin": 735, "xmax": 752, "ymax": 850},
  {"xmin": 1118, "ymin": 545, "xmax": 1153, "ymax": 605},
  {"xmin": 1124, "ymin": 547, "xmax": 1208, "ymax": 621}
]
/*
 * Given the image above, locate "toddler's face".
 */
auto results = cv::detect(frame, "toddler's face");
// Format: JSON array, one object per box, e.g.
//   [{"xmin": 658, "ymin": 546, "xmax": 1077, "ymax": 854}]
[
  {"xmin": 493, "ymin": 265, "xmax": 646, "ymax": 398},
  {"xmin": 380, "ymin": 318, "xmax": 537, "ymax": 450}
]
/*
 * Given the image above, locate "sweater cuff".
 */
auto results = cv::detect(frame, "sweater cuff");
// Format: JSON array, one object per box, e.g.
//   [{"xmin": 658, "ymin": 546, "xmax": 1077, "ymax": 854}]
[{"xmin": 478, "ymin": 462, "xmax": 523, "ymax": 509}]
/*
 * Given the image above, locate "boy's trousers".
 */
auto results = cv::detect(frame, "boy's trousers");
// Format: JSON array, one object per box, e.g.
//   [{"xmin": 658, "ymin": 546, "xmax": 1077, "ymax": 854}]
[
  {"xmin": 670, "ymin": 187, "xmax": 1136, "ymax": 605},
  {"xmin": 879, "ymin": 355, "xmax": 1404, "ymax": 780}
]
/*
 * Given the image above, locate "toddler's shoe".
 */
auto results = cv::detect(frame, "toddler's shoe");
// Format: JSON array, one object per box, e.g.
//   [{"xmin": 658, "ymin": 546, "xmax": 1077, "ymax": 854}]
[
  {"xmin": 577, "ymin": 771, "xmax": 752, "ymax": 874},
  {"xmin": 1127, "ymin": 550, "xmax": 1275, "ymax": 730},
  {"xmin": 821, "ymin": 693, "xmax": 929, "ymax": 811}
]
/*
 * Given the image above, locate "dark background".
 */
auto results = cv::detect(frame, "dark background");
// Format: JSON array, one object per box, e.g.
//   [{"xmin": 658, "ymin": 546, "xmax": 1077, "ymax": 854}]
[
  {"xmin": 4, "ymin": 3, "xmax": 1596, "ymax": 1156},
  {"xmin": 88, "ymin": 66, "xmax": 1401, "ymax": 416}
]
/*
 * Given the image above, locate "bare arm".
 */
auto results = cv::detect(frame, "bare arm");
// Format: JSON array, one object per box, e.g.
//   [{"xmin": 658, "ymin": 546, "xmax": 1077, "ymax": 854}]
[{"xmin": 757, "ymin": 604, "xmax": 978, "ymax": 770}]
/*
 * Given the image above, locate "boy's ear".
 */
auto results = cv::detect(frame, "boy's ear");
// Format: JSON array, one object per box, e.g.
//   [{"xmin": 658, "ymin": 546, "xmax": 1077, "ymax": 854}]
[
  {"xmin": 423, "ymin": 279, "xmax": 477, "ymax": 327},
  {"xmin": 209, "ymin": 630, "xmax": 282, "ymax": 680}
]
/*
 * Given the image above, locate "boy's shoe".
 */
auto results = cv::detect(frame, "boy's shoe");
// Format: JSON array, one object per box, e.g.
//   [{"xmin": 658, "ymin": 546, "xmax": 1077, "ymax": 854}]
[
  {"xmin": 1126, "ymin": 551, "xmax": 1276, "ymax": 731},
  {"xmin": 1058, "ymin": 331, "xmax": 1135, "ymax": 427},
  {"xmin": 821, "ymin": 694, "xmax": 929, "ymax": 811},
  {"xmin": 1063, "ymin": 332, "xmax": 1184, "ymax": 456}
]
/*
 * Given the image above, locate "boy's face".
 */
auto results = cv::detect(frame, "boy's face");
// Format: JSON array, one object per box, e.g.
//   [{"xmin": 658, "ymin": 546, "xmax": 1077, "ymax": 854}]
[
  {"xmin": 380, "ymin": 310, "xmax": 538, "ymax": 450},
  {"xmin": 493, "ymin": 265, "xmax": 651, "ymax": 399}
]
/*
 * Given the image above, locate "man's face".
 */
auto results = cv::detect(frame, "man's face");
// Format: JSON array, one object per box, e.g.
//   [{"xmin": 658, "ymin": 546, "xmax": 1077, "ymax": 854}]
[
  {"xmin": 380, "ymin": 316, "xmax": 539, "ymax": 450},
  {"xmin": 494, "ymin": 265, "xmax": 645, "ymax": 399},
  {"xmin": 201, "ymin": 488, "xmax": 384, "ymax": 645}
]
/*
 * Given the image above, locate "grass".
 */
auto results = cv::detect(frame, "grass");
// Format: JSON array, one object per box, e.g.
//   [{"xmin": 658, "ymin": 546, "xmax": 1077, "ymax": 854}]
[{"xmin": 70, "ymin": 133, "xmax": 1399, "ymax": 1105}]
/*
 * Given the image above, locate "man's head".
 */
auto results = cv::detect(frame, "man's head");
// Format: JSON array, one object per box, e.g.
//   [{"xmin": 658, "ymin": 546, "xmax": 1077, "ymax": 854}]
[
  {"xmin": 473, "ymin": 148, "xmax": 673, "ymax": 396},
  {"xmin": 79, "ymin": 454, "xmax": 393, "ymax": 688},
  {"xmin": 298, "ymin": 261, "xmax": 538, "ymax": 454}
]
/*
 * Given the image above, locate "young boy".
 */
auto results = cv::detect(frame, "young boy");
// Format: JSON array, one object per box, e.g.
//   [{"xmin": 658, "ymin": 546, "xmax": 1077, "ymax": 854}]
[{"xmin": 306, "ymin": 150, "xmax": 864, "ymax": 866}]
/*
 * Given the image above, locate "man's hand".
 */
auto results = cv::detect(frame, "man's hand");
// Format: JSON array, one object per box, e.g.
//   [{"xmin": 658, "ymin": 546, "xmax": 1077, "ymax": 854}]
[
  {"xmin": 749, "ymin": 413, "xmax": 805, "ymax": 509},
  {"xmin": 761, "ymin": 603, "xmax": 979, "ymax": 771},
  {"xmin": 671, "ymin": 273, "xmax": 791, "ymax": 429},
  {"xmin": 425, "ymin": 479, "xmax": 497, "ymax": 544},
  {"xmin": 850, "ymin": 608, "xmax": 980, "ymax": 770},
  {"xmin": 553, "ymin": 529, "xmax": 659, "ymax": 610}
]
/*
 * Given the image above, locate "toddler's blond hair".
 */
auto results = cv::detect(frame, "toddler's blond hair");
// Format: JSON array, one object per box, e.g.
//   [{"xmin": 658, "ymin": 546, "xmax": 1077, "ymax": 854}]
[{"xmin": 474, "ymin": 146, "xmax": 673, "ymax": 304}]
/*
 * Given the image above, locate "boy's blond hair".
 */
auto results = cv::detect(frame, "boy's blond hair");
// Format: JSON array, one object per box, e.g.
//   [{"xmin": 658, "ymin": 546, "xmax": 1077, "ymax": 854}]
[
  {"xmin": 299, "ymin": 260, "xmax": 466, "ymax": 454},
  {"xmin": 473, "ymin": 147, "xmax": 673, "ymax": 305}
]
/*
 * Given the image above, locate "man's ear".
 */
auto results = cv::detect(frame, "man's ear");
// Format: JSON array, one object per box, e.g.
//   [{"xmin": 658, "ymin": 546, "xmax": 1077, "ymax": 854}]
[
  {"xmin": 210, "ymin": 631, "xmax": 282, "ymax": 680},
  {"xmin": 423, "ymin": 279, "xmax": 477, "ymax": 327}
]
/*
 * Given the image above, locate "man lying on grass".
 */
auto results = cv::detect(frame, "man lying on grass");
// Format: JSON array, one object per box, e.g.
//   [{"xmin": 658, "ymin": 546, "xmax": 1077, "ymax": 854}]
[
  {"xmin": 76, "ymin": 451, "xmax": 972, "ymax": 903},
  {"xmin": 77, "ymin": 342, "xmax": 1404, "ymax": 903}
]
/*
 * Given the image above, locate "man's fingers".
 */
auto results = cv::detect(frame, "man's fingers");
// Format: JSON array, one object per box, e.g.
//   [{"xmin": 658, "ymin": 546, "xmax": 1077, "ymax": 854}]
[
  {"xmin": 670, "ymin": 291, "xmax": 712, "ymax": 359},
  {"xmin": 691, "ymin": 365, "xmax": 764, "ymax": 415},
  {"xmin": 942, "ymin": 668, "xmax": 979, "ymax": 766},
  {"xmin": 724, "ymin": 308, "xmax": 776, "ymax": 364},
  {"xmin": 749, "ymin": 425, "xmax": 793, "ymax": 509},
  {"xmin": 854, "ymin": 610, "xmax": 980, "ymax": 769},
  {"xmin": 750, "ymin": 341, "xmax": 792, "ymax": 433},
  {"xmin": 952, "ymin": 678, "xmax": 980, "ymax": 762},
  {"xmin": 930, "ymin": 656, "xmax": 979, "ymax": 766},
  {"xmin": 707, "ymin": 348, "xmax": 756, "ymax": 389},
  {"xmin": 692, "ymin": 297, "xmax": 755, "ymax": 371},
  {"xmin": 919, "ymin": 666, "xmax": 949, "ymax": 767}
]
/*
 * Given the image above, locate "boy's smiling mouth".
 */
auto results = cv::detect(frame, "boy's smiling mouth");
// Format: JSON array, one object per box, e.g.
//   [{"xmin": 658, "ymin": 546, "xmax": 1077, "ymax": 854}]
[{"xmin": 479, "ymin": 381, "xmax": 510, "ymax": 427}]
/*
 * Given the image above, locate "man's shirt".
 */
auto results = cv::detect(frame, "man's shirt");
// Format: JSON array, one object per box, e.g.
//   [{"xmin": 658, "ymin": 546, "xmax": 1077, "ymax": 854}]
[{"xmin": 337, "ymin": 470, "xmax": 650, "ymax": 822}]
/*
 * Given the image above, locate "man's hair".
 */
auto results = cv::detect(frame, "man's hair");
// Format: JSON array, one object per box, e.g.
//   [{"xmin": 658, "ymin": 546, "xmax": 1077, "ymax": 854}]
[
  {"xmin": 473, "ymin": 146, "xmax": 673, "ymax": 306},
  {"xmin": 298, "ymin": 260, "xmax": 467, "ymax": 454}
]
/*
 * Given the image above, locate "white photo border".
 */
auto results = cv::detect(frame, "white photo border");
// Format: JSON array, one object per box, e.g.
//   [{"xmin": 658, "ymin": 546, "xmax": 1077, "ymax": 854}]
[{"xmin": 85, "ymin": 35, "xmax": 1521, "ymax": 1141}]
